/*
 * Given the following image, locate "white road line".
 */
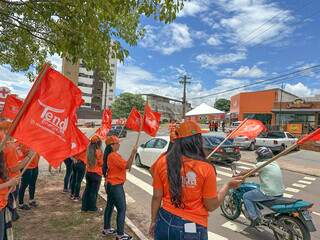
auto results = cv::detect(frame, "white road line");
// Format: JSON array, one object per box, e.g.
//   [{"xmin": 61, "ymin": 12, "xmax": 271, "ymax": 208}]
[
  {"xmin": 285, "ymin": 187, "xmax": 300, "ymax": 193},
  {"xmin": 127, "ymin": 172, "xmax": 226, "ymax": 240},
  {"xmin": 313, "ymin": 212, "xmax": 320, "ymax": 217},
  {"xmin": 216, "ymin": 170, "xmax": 233, "ymax": 178},
  {"xmin": 132, "ymin": 165, "xmax": 151, "ymax": 176},
  {"xmin": 298, "ymin": 180, "xmax": 312, "ymax": 185},
  {"xmin": 125, "ymin": 193, "xmax": 136, "ymax": 204},
  {"xmin": 292, "ymin": 183, "xmax": 306, "ymax": 188},
  {"xmin": 237, "ymin": 166, "xmax": 251, "ymax": 170},
  {"xmin": 238, "ymin": 161, "xmax": 255, "ymax": 167},
  {"xmin": 222, "ymin": 221, "xmax": 247, "ymax": 233},
  {"xmin": 303, "ymin": 176, "xmax": 316, "ymax": 181},
  {"xmin": 283, "ymin": 193, "xmax": 293, "ymax": 198},
  {"xmin": 219, "ymin": 166, "xmax": 232, "ymax": 171}
]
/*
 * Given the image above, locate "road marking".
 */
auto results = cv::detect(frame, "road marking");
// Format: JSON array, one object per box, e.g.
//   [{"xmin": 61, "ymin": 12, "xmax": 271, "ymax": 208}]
[
  {"xmin": 238, "ymin": 161, "xmax": 255, "ymax": 167},
  {"xmin": 132, "ymin": 165, "xmax": 151, "ymax": 176},
  {"xmin": 125, "ymin": 193, "xmax": 136, "ymax": 204},
  {"xmin": 208, "ymin": 232, "xmax": 228, "ymax": 240},
  {"xmin": 219, "ymin": 166, "xmax": 232, "ymax": 171},
  {"xmin": 127, "ymin": 172, "xmax": 224, "ymax": 239},
  {"xmin": 283, "ymin": 193, "xmax": 293, "ymax": 198},
  {"xmin": 216, "ymin": 170, "xmax": 233, "ymax": 178},
  {"xmin": 298, "ymin": 180, "xmax": 312, "ymax": 185},
  {"xmin": 222, "ymin": 221, "xmax": 247, "ymax": 232},
  {"xmin": 237, "ymin": 165, "xmax": 251, "ymax": 170},
  {"xmin": 285, "ymin": 187, "xmax": 300, "ymax": 193},
  {"xmin": 313, "ymin": 212, "xmax": 320, "ymax": 217},
  {"xmin": 303, "ymin": 176, "xmax": 316, "ymax": 181},
  {"xmin": 292, "ymin": 183, "xmax": 306, "ymax": 188}
]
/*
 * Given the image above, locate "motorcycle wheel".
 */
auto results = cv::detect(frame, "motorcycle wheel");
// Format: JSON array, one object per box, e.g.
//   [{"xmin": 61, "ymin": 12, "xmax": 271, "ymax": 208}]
[
  {"xmin": 220, "ymin": 190, "xmax": 241, "ymax": 220},
  {"xmin": 273, "ymin": 216, "xmax": 310, "ymax": 240}
]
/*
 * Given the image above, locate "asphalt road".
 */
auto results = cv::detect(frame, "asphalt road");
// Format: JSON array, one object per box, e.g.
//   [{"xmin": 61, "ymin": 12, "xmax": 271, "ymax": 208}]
[{"xmin": 84, "ymin": 128, "xmax": 320, "ymax": 240}]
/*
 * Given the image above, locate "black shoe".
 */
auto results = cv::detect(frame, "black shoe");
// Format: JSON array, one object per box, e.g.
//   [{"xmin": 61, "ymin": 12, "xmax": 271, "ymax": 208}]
[
  {"xmin": 63, "ymin": 189, "xmax": 69, "ymax": 193},
  {"xmin": 250, "ymin": 218, "xmax": 261, "ymax": 227},
  {"xmin": 19, "ymin": 204, "xmax": 31, "ymax": 210},
  {"xmin": 102, "ymin": 228, "xmax": 117, "ymax": 236},
  {"xmin": 73, "ymin": 197, "xmax": 80, "ymax": 202},
  {"xmin": 29, "ymin": 201, "xmax": 38, "ymax": 207},
  {"xmin": 116, "ymin": 233, "xmax": 133, "ymax": 240},
  {"xmin": 70, "ymin": 195, "xmax": 75, "ymax": 200}
]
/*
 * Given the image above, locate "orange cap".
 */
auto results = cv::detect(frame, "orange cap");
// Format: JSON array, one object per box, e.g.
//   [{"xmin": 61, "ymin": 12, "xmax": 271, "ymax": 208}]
[
  {"xmin": 0, "ymin": 121, "xmax": 11, "ymax": 130},
  {"xmin": 175, "ymin": 120, "xmax": 203, "ymax": 139},
  {"xmin": 90, "ymin": 135, "xmax": 100, "ymax": 143},
  {"xmin": 105, "ymin": 135, "xmax": 120, "ymax": 145}
]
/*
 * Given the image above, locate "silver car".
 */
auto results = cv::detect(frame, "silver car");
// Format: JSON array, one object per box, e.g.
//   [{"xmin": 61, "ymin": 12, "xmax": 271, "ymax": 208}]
[{"xmin": 233, "ymin": 136, "xmax": 255, "ymax": 151}]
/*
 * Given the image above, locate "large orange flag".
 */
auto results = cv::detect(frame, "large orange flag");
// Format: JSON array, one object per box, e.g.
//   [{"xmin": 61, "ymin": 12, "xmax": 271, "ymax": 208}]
[
  {"xmin": 2, "ymin": 94, "xmax": 23, "ymax": 120},
  {"xmin": 228, "ymin": 119, "xmax": 267, "ymax": 139},
  {"xmin": 125, "ymin": 107, "xmax": 142, "ymax": 132},
  {"xmin": 11, "ymin": 67, "xmax": 89, "ymax": 168},
  {"xmin": 95, "ymin": 108, "xmax": 112, "ymax": 140},
  {"xmin": 143, "ymin": 104, "xmax": 161, "ymax": 137}
]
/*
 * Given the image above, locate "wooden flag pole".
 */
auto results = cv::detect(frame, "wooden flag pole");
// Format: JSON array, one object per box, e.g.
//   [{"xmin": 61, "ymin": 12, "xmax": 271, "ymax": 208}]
[
  {"xmin": 0, "ymin": 64, "xmax": 49, "ymax": 152},
  {"xmin": 206, "ymin": 119, "xmax": 249, "ymax": 160},
  {"xmin": 242, "ymin": 143, "xmax": 298, "ymax": 179}
]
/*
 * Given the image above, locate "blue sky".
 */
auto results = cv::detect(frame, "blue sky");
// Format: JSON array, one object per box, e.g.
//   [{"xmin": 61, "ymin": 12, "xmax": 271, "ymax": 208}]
[{"xmin": 1, "ymin": 0, "xmax": 320, "ymax": 106}]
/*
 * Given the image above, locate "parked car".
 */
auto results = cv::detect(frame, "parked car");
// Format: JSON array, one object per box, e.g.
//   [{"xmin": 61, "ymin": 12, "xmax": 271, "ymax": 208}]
[
  {"xmin": 107, "ymin": 124, "xmax": 127, "ymax": 138},
  {"xmin": 228, "ymin": 121, "xmax": 242, "ymax": 133},
  {"xmin": 135, "ymin": 134, "xmax": 241, "ymax": 167},
  {"xmin": 255, "ymin": 131, "xmax": 298, "ymax": 153},
  {"xmin": 233, "ymin": 136, "xmax": 256, "ymax": 151}
]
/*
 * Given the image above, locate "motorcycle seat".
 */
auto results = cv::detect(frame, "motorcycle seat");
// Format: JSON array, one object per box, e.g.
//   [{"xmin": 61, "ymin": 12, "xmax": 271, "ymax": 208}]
[{"xmin": 261, "ymin": 197, "xmax": 301, "ymax": 208}]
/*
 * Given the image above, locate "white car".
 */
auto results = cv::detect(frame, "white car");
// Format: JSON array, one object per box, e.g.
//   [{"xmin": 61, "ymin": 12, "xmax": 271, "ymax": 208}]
[
  {"xmin": 135, "ymin": 136, "xmax": 169, "ymax": 167},
  {"xmin": 233, "ymin": 136, "xmax": 256, "ymax": 151},
  {"xmin": 255, "ymin": 131, "xmax": 298, "ymax": 153}
]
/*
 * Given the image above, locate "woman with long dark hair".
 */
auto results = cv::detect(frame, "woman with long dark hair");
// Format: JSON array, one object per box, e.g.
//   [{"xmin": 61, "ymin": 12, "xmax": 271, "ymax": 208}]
[
  {"xmin": 102, "ymin": 135, "xmax": 137, "ymax": 240},
  {"xmin": 81, "ymin": 135, "xmax": 103, "ymax": 212},
  {"xmin": 149, "ymin": 120, "xmax": 243, "ymax": 239}
]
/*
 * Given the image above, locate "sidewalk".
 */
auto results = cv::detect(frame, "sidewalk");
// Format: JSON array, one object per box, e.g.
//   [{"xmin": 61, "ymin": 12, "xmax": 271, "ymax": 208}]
[{"xmin": 241, "ymin": 150, "xmax": 320, "ymax": 177}]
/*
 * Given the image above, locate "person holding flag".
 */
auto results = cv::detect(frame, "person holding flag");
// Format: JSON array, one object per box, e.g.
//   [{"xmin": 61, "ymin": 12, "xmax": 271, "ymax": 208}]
[
  {"xmin": 102, "ymin": 135, "xmax": 137, "ymax": 240},
  {"xmin": 149, "ymin": 120, "xmax": 243, "ymax": 239},
  {"xmin": 81, "ymin": 135, "xmax": 103, "ymax": 212}
]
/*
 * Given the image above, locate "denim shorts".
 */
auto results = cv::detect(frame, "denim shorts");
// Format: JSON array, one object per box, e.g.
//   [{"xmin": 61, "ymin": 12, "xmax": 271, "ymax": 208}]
[{"xmin": 155, "ymin": 208, "xmax": 208, "ymax": 240}]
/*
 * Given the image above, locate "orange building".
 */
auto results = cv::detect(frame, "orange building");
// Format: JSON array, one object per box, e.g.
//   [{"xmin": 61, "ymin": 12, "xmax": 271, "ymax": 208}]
[{"xmin": 230, "ymin": 89, "xmax": 298, "ymax": 126}]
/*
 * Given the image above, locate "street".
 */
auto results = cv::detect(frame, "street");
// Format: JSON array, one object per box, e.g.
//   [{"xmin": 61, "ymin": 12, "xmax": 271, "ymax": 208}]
[{"xmin": 84, "ymin": 128, "xmax": 320, "ymax": 240}]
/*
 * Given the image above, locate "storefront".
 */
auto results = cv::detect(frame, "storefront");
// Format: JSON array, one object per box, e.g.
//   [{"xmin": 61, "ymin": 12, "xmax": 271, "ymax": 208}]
[{"xmin": 273, "ymin": 98, "xmax": 320, "ymax": 135}]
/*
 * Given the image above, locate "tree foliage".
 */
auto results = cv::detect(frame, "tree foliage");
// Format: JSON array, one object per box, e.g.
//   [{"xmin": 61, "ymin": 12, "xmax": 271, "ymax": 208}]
[
  {"xmin": 0, "ymin": 0, "xmax": 184, "ymax": 81},
  {"xmin": 111, "ymin": 92, "xmax": 145, "ymax": 119},
  {"xmin": 214, "ymin": 98, "xmax": 230, "ymax": 112}
]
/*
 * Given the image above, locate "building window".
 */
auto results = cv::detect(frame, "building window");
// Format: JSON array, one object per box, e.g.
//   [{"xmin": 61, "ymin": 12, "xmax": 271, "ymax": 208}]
[
  {"xmin": 82, "ymin": 93, "xmax": 92, "ymax": 97},
  {"xmin": 78, "ymin": 82, "xmax": 92, "ymax": 88},
  {"xmin": 79, "ymin": 73, "xmax": 93, "ymax": 79},
  {"xmin": 108, "ymin": 97, "xmax": 113, "ymax": 101},
  {"xmin": 109, "ymin": 89, "xmax": 113, "ymax": 92}
]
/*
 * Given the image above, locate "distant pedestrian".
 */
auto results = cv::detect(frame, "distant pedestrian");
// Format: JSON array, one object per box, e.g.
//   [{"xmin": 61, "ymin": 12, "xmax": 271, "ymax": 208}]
[
  {"xmin": 70, "ymin": 151, "xmax": 86, "ymax": 202},
  {"xmin": 63, "ymin": 158, "xmax": 73, "ymax": 193},
  {"xmin": 222, "ymin": 121, "xmax": 226, "ymax": 132},
  {"xmin": 214, "ymin": 121, "xmax": 218, "ymax": 132},
  {"xmin": 81, "ymin": 135, "xmax": 103, "ymax": 212},
  {"xmin": 102, "ymin": 135, "xmax": 137, "ymax": 240},
  {"xmin": 209, "ymin": 121, "xmax": 214, "ymax": 131}
]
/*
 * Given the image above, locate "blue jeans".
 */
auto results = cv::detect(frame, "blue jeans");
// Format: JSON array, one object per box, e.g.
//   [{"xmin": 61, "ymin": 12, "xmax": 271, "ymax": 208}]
[
  {"xmin": 104, "ymin": 183, "xmax": 126, "ymax": 235},
  {"xmin": 155, "ymin": 208, "xmax": 208, "ymax": 240},
  {"xmin": 243, "ymin": 189, "xmax": 280, "ymax": 220}
]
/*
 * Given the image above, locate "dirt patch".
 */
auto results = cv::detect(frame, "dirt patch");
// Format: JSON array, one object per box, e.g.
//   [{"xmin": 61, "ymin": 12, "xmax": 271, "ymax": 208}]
[{"xmin": 14, "ymin": 172, "xmax": 136, "ymax": 240}]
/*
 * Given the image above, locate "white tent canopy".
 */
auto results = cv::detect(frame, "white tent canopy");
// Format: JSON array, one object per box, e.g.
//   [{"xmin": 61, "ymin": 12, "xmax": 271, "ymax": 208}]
[{"xmin": 186, "ymin": 103, "xmax": 224, "ymax": 116}]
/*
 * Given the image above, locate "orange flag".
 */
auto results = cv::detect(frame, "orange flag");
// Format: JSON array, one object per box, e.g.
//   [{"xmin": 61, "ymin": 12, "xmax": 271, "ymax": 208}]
[
  {"xmin": 298, "ymin": 128, "xmax": 320, "ymax": 144},
  {"xmin": 2, "ymin": 94, "xmax": 23, "ymax": 120},
  {"xmin": 95, "ymin": 108, "xmax": 112, "ymax": 140},
  {"xmin": 11, "ymin": 67, "xmax": 89, "ymax": 168},
  {"xmin": 228, "ymin": 119, "xmax": 266, "ymax": 139},
  {"xmin": 143, "ymin": 104, "xmax": 161, "ymax": 137},
  {"xmin": 125, "ymin": 107, "xmax": 142, "ymax": 132}
]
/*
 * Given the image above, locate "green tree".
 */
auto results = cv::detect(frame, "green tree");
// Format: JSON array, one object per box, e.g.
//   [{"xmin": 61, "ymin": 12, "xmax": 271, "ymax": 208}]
[
  {"xmin": 0, "ymin": 0, "xmax": 184, "ymax": 81},
  {"xmin": 111, "ymin": 92, "xmax": 145, "ymax": 119},
  {"xmin": 214, "ymin": 98, "xmax": 230, "ymax": 112}
]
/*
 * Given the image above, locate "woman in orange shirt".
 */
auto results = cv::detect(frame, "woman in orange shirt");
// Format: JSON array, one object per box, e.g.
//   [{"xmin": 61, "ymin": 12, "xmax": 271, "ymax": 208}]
[
  {"xmin": 81, "ymin": 135, "xmax": 103, "ymax": 212},
  {"xmin": 102, "ymin": 135, "xmax": 137, "ymax": 240},
  {"xmin": 150, "ymin": 120, "xmax": 243, "ymax": 239}
]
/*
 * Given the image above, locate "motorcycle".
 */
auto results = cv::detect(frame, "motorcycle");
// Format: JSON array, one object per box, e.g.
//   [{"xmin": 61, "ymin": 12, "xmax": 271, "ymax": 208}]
[{"xmin": 220, "ymin": 164, "xmax": 316, "ymax": 240}]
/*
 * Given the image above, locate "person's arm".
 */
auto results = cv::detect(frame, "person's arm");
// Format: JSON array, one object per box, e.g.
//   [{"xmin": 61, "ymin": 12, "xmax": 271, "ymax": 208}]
[
  {"xmin": 126, "ymin": 146, "xmax": 138, "ymax": 169},
  {"xmin": 203, "ymin": 176, "xmax": 243, "ymax": 212},
  {"xmin": 10, "ymin": 151, "xmax": 34, "ymax": 172},
  {"xmin": 0, "ymin": 177, "xmax": 20, "ymax": 190}
]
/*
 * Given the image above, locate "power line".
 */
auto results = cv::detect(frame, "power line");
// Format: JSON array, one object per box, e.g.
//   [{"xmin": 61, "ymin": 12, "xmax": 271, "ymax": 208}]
[{"xmin": 189, "ymin": 64, "xmax": 320, "ymax": 100}]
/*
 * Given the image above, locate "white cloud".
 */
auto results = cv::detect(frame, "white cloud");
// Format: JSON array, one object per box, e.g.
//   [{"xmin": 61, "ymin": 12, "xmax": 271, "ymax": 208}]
[
  {"xmin": 284, "ymin": 82, "xmax": 320, "ymax": 97},
  {"xmin": 140, "ymin": 23, "xmax": 193, "ymax": 55},
  {"xmin": 216, "ymin": 0, "xmax": 294, "ymax": 46},
  {"xmin": 47, "ymin": 54, "xmax": 62, "ymax": 71},
  {"xmin": 206, "ymin": 35, "xmax": 222, "ymax": 46},
  {"xmin": 196, "ymin": 52, "xmax": 246, "ymax": 69},
  {"xmin": 231, "ymin": 65, "xmax": 266, "ymax": 78},
  {"xmin": 178, "ymin": 0, "xmax": 209, "ymax": 17}
]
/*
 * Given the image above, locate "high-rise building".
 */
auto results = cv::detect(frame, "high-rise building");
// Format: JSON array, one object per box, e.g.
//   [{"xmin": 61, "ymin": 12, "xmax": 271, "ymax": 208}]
[{"xmin": 62, "ymin": 58, "xmax": 117, "ymax": 114}]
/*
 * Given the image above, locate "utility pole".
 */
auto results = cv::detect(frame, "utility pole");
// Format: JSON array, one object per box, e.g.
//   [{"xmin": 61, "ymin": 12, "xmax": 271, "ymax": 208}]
[
  {"xmin": 179, "ymin": 75, "xmax": 191, "ymax": 119},
  {"xmin": 279, "ymin": 82, "xmax": 284, "ymax": 130}
]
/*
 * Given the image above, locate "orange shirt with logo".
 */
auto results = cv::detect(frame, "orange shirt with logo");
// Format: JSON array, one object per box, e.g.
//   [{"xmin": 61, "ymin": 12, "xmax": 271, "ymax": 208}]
[
  {"xmin": 3, "ymin": 142, "xmax": 20, "ymax": 178},
  {"xmin": 86, "ymin": 149, "xmax": 103, "ymax": 176},
  {"xmin": 0, "ymin": 179, "xmax": 9, "ymax": 210},
  {"xmin": 152, "ymin": 155, "xmax": 217, "ymax": 227},
  {"xmin": 27, "ymin": 154, "xmax": 40, "ymax": 169},
  {"xmin": 106, "ymin": 152, "xmax": 127, "ymax": 185}
]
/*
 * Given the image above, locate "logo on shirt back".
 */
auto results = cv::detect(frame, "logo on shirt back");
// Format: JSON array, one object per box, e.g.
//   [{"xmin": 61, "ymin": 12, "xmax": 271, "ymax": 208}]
[{"xmin": 182, "ymin": 171, "xmax": 197, "ymax": 188}]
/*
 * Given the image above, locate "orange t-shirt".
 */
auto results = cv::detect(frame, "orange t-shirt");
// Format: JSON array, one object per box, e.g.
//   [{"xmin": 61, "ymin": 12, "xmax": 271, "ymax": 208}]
[
  {"xmin": 106, "ymin": 152, "xmax": 127, "ymax": 185},
  {"xmin": 152, "ymin": 155, "xmax": 217, "ymax": 227},
  {"xmin": 27, "ymin": 154, "xmax": 40, "ymax": 169},
  {"xmin": 0, "ymin": 178, "xmax": 9, "ymax": 210},
  {"xmin": 86, "ymin": 149, "xmax": 103, "ymax": 176},
  {"xmin": 3, "ymin": 142, "xmax": 20, "ymax": 178},
  {"xmin": 74, "ymin": 150, "xmax": 87, "ymax": 164}
]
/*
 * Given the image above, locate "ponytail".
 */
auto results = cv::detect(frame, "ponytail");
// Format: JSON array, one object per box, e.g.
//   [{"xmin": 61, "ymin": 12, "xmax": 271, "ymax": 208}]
[{"xmin": 103, "ymin": 144, "xmax": 113, "ymax": 177}]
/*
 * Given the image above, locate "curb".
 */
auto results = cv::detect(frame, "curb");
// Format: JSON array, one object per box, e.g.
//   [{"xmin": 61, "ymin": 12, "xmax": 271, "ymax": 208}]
[{"xmin": 98, "ymin": 188, "xmax": 149, "ymax": 240}]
